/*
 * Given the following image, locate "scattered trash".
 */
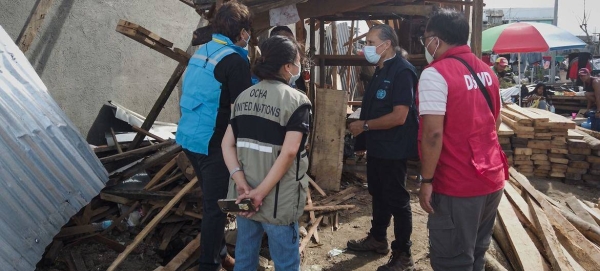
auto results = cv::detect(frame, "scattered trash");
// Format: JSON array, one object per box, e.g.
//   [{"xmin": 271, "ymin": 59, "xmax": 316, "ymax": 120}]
[
  {"xmin": 92, "ymin": 220, "xmax": 113, "ymax": 230},
  {"xmin": 327, "ymin": 248, "xmax": 345, "ymax": 258}
]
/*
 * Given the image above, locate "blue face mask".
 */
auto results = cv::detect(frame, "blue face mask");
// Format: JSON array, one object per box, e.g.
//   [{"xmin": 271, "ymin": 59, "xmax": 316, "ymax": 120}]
[{"xmin": 363, "ymin": 42, "xmax": 386, "ymax": 64}]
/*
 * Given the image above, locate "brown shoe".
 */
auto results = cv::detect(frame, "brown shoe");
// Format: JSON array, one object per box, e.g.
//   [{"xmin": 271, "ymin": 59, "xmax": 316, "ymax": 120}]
[
  {"xmin": 376, "ymin": 250, "xmax": 415, "ymax": 271},
  {"xmin": 221, "ymin": 252, "xmax": 235, "ymax": 271},
  {"xmin": 347, "ymin": 234, "xmax": 390, "ymax": 254}
]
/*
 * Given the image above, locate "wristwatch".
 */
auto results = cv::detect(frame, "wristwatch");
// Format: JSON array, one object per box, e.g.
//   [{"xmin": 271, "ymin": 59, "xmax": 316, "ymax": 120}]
[
  {"xmin": 363, "ymin": 121, "xmax": 370, "ymax": 132},
  {"xmin": 420, "ymin": 175, "xmax": 434, "ymax": 184}
]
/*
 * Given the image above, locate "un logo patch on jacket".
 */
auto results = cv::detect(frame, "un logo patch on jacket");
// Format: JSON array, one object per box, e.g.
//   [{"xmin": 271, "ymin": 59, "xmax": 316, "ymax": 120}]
[{"xmin": 376, "ymin": 89, "xmax": 387, "ymax": 99}]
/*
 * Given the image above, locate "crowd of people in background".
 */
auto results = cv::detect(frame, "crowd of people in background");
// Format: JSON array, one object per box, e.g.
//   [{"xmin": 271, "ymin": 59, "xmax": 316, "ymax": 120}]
[{"xmin": 178, "ymin": 2, "xmax": 508, "ymax": 270}]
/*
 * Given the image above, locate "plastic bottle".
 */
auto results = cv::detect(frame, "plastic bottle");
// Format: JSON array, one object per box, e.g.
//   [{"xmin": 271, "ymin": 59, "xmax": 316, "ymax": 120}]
[{"xmin": 92, "ymin": 220, "xmax": 113, "ymax": 231}]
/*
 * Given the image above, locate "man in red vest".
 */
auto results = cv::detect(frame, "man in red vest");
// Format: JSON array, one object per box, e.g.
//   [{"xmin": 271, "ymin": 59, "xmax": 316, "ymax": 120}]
[{"xmin": 417, "ymin": 9, "xmax": 509, "ymax": 271}]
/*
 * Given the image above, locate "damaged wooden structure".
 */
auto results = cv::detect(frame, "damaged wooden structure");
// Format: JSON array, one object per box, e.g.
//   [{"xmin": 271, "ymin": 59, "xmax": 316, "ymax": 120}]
[{"xmin": 33, "ymin": 0, "xmax": 486, "ymax": 269}]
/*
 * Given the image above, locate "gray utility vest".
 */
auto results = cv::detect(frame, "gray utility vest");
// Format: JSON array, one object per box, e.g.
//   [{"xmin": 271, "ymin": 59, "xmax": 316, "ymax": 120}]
[{"xmin": 228, "ymin": 80, "xmax": 312, "ymax": 225}]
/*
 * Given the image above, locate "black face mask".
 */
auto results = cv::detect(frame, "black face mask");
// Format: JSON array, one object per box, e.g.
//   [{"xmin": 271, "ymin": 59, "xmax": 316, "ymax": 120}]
[{"xmin": 192, "ymin": 25, "xmax": 214, "ymax": 46}]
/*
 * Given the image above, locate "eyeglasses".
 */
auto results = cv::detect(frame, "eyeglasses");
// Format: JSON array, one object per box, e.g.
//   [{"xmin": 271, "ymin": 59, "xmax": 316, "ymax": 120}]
[{"xmin": 419, "ymin": 35, "xmax": 436, "ymax": 46}]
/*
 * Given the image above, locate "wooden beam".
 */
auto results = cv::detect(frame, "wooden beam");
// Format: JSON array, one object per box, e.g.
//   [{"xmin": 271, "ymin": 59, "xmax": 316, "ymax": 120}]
[
  {"xmin": 528, "ymin": 196, "xmax": 576, "ymax": 271},
  {"xmin": 107, "ymin": 177, "xmax": 199, "ymax": 271},
  {"xmin": 510, "ymin": 168, "xmax": 600, "ymax": 271},
  {"xmin": 470, "ymin": 0, "xmax": 483, "ymax": 57},
  {"xmin": 566, "ymin": 196, "xmax": 599, "ymax": 226},
  {"xmin": 128, "ymin": 63, "xmax": 187, "ymax": 150},
  {"xmin": 299, "ymin": 216, "xmax": 323, "ymax": 254},
  {"xmin": 16, "ymin": 0, "xmax": 55, "ymax": 53},
  {"xmin": 163, "ymin": 234, "xmax": 201, "ymax": 271},
  {"xmin": 145, "ymin": 156, "xmax": 179, "ymax": 190},
  {"xmin": 116, "ymin": 25, "xmax": 189, "ymax": 64},
  {"xmin": 426, "ymin": 0, "xmax": 473, "ymax": 5},
  {"xmin": 359, "ymin": 5, "xmax": 435, "ymax": 17},
  {"xmin": 99, "ymin": 139, "xmax": 175, "ymax": 164},
  {"xmin": 496, "ymin": 194, "xmax": 546, "ymax": 270},
  {"xmin": 252, "ymin": 0, "xmax": 392, "ymax": 31},
  {"xmin": 109, "ymin": 128, "xmax": 123, "ymax": 154},
  {"xmin": 131, "ymin": 125, "xmax": 166, "ymax": 142}
]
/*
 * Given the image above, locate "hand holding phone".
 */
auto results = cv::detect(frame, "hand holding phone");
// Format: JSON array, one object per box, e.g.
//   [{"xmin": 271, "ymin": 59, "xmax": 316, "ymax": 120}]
[{"xmin": 218, "ymin": 198, "xmax": 256, "ymax": 213}]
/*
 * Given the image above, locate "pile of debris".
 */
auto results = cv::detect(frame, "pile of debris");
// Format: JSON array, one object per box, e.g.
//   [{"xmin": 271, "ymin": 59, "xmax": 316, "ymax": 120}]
[
  {"xmin": 488, "ymin": 168, "xmax": 600, "ymax": 271},
  {"xmin": 37, "ymin": 123, "xmax": 357, "ymax": 271},
  {"xmin": 500, "ymin": 104, "xmax": 600, "ymax": 184}
]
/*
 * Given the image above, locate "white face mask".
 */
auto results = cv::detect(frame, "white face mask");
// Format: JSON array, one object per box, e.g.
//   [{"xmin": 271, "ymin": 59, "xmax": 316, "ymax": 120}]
[
  {"xmin": 363, "ymin": 42, "xmax": 386, "ymax": 64},
  {"xmin": 288, "ymin": 62, "xmax": 301, "ymax": 85},
  {"xmin": 425, "ymin": 37, "xmax": 439, "ymax": 64},
  {"xmin": 243, "ymin": 29, "xmax": 251, "ymax": 48}
]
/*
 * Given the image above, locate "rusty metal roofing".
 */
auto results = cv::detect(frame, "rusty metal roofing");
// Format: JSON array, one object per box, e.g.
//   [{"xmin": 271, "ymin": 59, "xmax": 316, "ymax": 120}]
[{"xmin": 0, "ymin": 25, "xmax": 109, "ymax": 270}]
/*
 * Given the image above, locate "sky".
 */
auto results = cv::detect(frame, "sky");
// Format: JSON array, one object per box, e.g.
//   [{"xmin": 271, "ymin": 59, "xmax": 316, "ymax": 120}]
[{"xmin": 485, "ymin": 0, "xmax": 600, "ymax": 36}]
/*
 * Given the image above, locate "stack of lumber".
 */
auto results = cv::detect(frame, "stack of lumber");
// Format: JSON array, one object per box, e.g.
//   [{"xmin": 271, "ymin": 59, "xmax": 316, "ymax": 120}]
[
  {"xmin": 572, "ymin": 127, "xmax": 600, "ymax": 185},
  {"xmin": 488, "ymin": 167, "xmax": 600, "ymax": 271},
  {"xmin": 498, "ymin": 123, "xmax": 515, "ymax": 166},
  {"xmin": 39, "ymin": 124, "xmax": 354, "ymax": 270},
  {"xmin": 501, "ymin": 104, "xmax": 576, "ymax": 179}
]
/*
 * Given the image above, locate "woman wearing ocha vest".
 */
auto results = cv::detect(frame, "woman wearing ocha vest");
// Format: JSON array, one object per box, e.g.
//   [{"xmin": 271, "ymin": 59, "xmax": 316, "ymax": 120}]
[
  {"xmin": 176, "ymin": 1, "xmax": 252, "ymax": 270},
  {"xmin": 222, "ymin": 36, "xmax": 311, "ymax": 271}
]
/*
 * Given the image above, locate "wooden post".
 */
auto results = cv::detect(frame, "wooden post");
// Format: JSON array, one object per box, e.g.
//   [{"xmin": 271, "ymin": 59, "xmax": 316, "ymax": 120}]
[
  {"xmin": 319, "ymin": 20, "xmax": 326, "ymax": 88},
  {"xmin": 346, "ymin": 20, "xmax": 355, "ymax": 98},
  {"xmin": 107, "ymin": 177, "xmax": 199, "ymax": 271},
  {"xmin": 330, "ymin": 22, "xmax": 338, "ymax": 89},
  {"xmin": 16, "ymin": 0, "xmax": 55, "ymax": 53},
  {"xmin": 129, "ymin": 62, "xmax": 187, "ymax": 150},
  {"xmin": 309, "ymin": 18, "xmax": 316, "ymax": 101},
  {"xmin": 470, "ymin": 0, "xmax": 483, "ymax": 57},
  {"xmin": 296, "ymin": 20, "xmax": 306, "ymax": 46}
]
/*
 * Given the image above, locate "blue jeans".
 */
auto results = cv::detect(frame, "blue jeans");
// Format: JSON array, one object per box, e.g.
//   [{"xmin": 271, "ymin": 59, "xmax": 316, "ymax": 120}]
[{"xmin": 234, "ymin": 216, "xmax": 300, "ymax": 271}]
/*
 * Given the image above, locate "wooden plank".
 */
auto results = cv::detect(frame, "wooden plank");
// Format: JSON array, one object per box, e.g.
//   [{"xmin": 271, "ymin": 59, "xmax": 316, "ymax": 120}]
[
  {"xmin": 580, "ymin": 202, "xmax": 600, "ymax": 225},
  {"xmin": 159, "ymin": 222, "xmax": 185, "ymax": 251},
  {"xmin": 110, "ymin": 128, "xmax": 123, "ymax": 154},
  {"xmin": 492, "ymin": 220, "xmax": 521, "ymax": 271},
  {"xmin": 116, "ymin": 25, "xmax": 189, "ymax": 64},
  {"xmin": 131, "ymin": 125, "xmax": 166, "ymax": 142},
  {"xmin": 176, "ymin": 152, "xmax": 196, "ymax": 182},
  {"xmin": 568, "ymin": 129, "xmax": 585, "ymax": 139},
  {"xmin": 306, "ymin": 187, "xmax": 316, "ymax": 224},
  {"xmin": 572, "ymin": 129, "xmax": 600, "ymax": 150},
  {"xmin": 566, "ymin": 196, "xmax": 598, "ymax": 226},
  {"xmin": 107, "ymin": 177, "xmax": 199, "ymax": 271},
  {"xmin": 310, "ymin": 89, "xmax": 347, "ymax": 191},
  {"xmin": 163, "ymin": 234, "xmax": 200, "ymax": 271},
  {"xmin": 510, "ymin": 168, "xmax": 600, "ymax": 270},
  {"xmin": 99, "ymin": 139, "xmax": 175, "ymax": 164},
  {"xmin": 501, "ymin": 108, "xmax": 534, "ymax": 125},
  {"xmin": 503, "ymin": 183, "xmax": 534, "ymax": 230},
  {"xmin": 148, "ymin": 172, "xmax": 184, "ymax": 192},
  {"xmin": 144, "ymin": 156, "xmax": 178, "ymax": 190},
  {"xmin": 496, "ymin": 194, "xmax": 546, "ymax": 270},
  {"xmin": 505, "ymin": 104, "xmax": 549, "ymax": 126},
  {"xmin": 16, "ymin": 0, "xmax": 55, "ymax": 53},
  {"xmin": 470, "ymin": 0, "xmax": 483, "ymax": 57},
  {"xmin": 303, "ymin": 205, "xmax": 355, "ymax": 212},
  {"xmin": 117, "ymin": 20, "xmax": 174, "ymax": 48},
  {"xmin": 528, "ymin": 196, "xmax": 576, "ymax": 271},
  {"xmin": 128, "ymin": 63, "xmax": 188, "ymax": 150},
  {"xmin": 498, "ymin": 122, "xmax": 514, "ymax": 136},
  {"xmin": 100, "ymin": 192, "xmax": 132, "ymax": 205},
  {"xmin": 576, "ymin": 126, "xmax": 600, "ymax": 140},
  {"xmin": 309, "ymin": 179, "xmax": 327, "ymax": 197},
  {"xmin": 300, "ymin": 216, "xmax": 323, "ymax": 254}
]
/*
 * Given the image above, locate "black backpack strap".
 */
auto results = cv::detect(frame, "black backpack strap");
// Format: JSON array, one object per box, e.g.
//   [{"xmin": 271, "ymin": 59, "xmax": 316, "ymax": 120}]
[{"xmin": 448, "ymin": 56, "xmax": 494, "ymax": 113}]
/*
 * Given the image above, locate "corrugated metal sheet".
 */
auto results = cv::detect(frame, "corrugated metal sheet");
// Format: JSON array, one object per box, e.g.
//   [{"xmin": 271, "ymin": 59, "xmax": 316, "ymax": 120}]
[
  {"xmin": 0, "ymin": 26, "xmax": 109, "ymax": 271},
  {"xmin": 324, "ymin": 22, "xmax": 364, "ymax": 97}
]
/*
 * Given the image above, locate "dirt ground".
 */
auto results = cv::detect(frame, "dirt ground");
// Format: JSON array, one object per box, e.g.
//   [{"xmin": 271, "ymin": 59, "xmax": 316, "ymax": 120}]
[
  {"xmin": 300, "ymin": 175, "xmax": 600, "ymax": 271},
  {"xmin": 36, "ymin": 173, "xmax": 600, "ymax": 271}
]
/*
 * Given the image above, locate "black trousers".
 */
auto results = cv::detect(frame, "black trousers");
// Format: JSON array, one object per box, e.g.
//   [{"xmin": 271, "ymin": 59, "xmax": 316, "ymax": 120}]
[
  {"xmin": 367, "ymin": 156, "xmax": 413, "ymax": 253},
  {"xmin": 184, "ymin": 148, "xmax": 229, "ymax": 271}
]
